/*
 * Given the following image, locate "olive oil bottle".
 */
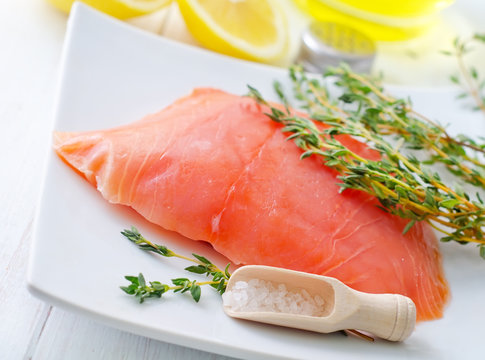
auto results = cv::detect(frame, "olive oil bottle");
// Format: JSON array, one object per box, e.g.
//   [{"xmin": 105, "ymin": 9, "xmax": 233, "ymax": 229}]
[{"xmin": 293, "ymin": 0, "xmax": 454, "ymax": 41}]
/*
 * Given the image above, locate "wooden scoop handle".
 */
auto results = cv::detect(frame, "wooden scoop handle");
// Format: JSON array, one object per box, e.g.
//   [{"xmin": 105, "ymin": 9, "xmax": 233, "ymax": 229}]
[{"xmin": 348, "ymin": 292, "xmax": 416, "ymax": 341}]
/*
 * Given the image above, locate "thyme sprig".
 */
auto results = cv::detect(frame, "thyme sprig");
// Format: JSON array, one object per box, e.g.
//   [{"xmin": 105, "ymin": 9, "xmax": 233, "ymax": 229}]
[
  {"xmin": 442, "ymin": 33, "xmax": 485, "ymax": 115},
  {"xmin": 120, "ymin": 227, "xmax": 231, "ymax": 302},
  {"xmin": 289, "ymin": 64, "xmax": 485, "ymax": 188},
  {"xmin": 248, "ymin": 65, "xmax": 485, "ymax": 258},
  {"xmin": 121, "ymin": 273, "xmax": 210, "ymax": 303}
]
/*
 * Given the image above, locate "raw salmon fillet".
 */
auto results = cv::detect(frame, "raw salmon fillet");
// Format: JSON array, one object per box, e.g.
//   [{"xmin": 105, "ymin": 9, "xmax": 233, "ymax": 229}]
[{"xmin": 54, "ymin": 88, "xmax": 449, "ymax": 321}]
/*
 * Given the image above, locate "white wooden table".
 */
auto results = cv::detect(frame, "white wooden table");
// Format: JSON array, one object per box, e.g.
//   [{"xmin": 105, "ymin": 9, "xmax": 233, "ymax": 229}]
[{"xmin": 1, "ymin": 1, "xmax": 483, "ymax": 359}]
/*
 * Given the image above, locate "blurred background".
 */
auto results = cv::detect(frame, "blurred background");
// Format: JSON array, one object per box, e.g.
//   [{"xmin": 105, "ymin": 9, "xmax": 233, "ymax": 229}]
[
  {"xmin": 3, "ymin": 0, "xmax": 485, "ymax": 91},
  {"xmin": 10, "ymin": 0, "xmax": 484, "ymax": 86}
]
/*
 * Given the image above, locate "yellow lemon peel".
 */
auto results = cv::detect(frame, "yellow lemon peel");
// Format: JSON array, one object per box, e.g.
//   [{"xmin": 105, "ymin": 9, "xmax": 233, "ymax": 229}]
[
  {"xmin": 48, "ymin": 0, "xmax": 172, "ymax": 19},
  {"xmin": 177, "ymin": 0, "xmax": 288, "ymax": 63}
]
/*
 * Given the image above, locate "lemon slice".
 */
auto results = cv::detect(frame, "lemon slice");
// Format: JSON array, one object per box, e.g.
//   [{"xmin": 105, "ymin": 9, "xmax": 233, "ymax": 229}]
[
  {"xmin": 48, "ymin": 0, "xmax": 172, "ymax": 19},
  {"xmin": 176, "ymin": 0, "xmax": 288, "ymax": 63}
]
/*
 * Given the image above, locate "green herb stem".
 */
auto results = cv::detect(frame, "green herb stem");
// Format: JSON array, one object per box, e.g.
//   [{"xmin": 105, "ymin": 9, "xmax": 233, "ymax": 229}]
[
  {"xmin": 324, "ymin": 67, "xmax": 485, "ymax": 188},
  {"xmin": 121, "ymin": 227, "xmax": 231, "ymax": 302},
  {"xmin": 121, "ymin": 226, "xmax": 230, "ymax": 278},
  {"xmin": 443, "ymin": 34, "xmax": 485, "ymax": 116},
  {"xmin": 456, "ymin": 42, "xmax": 485, "ymax": 114},
  {"xmin": 248, "ymin": 65, "xmax": 485, "ymax": 257}
]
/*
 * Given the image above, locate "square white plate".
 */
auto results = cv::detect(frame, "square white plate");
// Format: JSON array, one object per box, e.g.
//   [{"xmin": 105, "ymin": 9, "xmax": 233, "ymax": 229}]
[{"xmin": 28, "ymin": 3, "xmax": 485, "ymax": 359}]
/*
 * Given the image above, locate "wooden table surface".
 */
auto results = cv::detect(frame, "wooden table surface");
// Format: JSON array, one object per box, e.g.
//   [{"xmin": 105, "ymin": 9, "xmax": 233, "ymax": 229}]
[{"xmin": 1, "ymin": 0, "xmax": 483, "ymax": 359}]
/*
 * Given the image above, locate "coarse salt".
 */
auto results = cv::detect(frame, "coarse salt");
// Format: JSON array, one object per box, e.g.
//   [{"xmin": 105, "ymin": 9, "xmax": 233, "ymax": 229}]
[{"xmin": 222, "ymin": 279, "xmax": 325, "ymax": 317}]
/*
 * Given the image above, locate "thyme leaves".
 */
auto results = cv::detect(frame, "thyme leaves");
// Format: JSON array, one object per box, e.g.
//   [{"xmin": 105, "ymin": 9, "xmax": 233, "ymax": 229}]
[
  {"xmin": 249, "ymin": 65, "xmax": 485, "ymax": 258},
  {"xmin": 120, "ymin": 227, "xmax": 231, "ymax": 302}
]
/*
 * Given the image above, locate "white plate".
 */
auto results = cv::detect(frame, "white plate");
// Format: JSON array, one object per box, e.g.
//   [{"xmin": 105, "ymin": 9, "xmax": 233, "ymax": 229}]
[{"xmin": 28, "ymin": 3, "xmax": 485, "ymax": 359}]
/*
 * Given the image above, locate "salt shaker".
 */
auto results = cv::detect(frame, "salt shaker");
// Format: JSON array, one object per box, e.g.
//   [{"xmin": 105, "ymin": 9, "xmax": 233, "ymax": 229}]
[{"xmin": 296, "ymin": 21, "xmax": 376, "ymax": 74}]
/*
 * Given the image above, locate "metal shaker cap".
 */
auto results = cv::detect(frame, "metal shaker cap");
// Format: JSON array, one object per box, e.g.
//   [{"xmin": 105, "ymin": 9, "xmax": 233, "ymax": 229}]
[{"xmin": 297, "ymin": 22, "xmax": 376, "ymax": 73}]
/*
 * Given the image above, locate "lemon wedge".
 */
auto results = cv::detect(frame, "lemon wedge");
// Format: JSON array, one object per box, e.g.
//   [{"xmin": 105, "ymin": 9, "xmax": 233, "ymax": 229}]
[
  {"xmin": 48, "ymin": 0, "xmax": 172, "ymax": 19},
  {"xmin": 176, "ymin": 0, "xmax": 288, "ymax": 63}
]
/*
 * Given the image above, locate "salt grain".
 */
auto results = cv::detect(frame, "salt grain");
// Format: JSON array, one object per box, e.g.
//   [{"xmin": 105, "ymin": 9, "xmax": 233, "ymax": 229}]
[{"xmin": 222, "ymin": 279, "xmax": 325, "ymax": 317}]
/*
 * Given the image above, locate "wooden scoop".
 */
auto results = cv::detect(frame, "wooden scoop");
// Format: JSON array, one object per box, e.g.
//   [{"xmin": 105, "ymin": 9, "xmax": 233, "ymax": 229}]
[{"xmin": 223, "ymin": 265, "xmax": 416, "ymax": 342}]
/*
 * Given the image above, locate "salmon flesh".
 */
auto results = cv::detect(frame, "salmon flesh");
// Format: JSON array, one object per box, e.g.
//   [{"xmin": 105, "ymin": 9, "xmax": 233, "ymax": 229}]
[{"xmin": 54, "ymin": 88, "xmax": 449, "ymax": 321}]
